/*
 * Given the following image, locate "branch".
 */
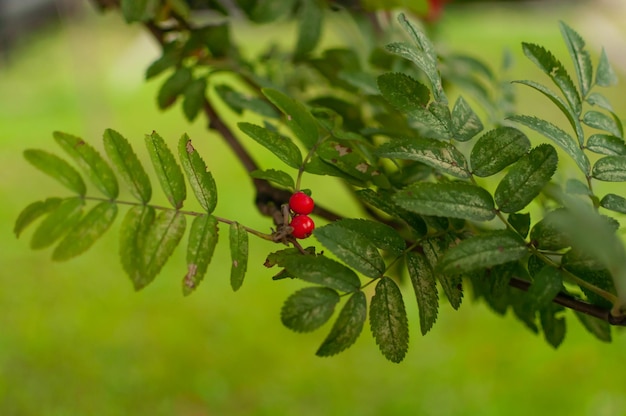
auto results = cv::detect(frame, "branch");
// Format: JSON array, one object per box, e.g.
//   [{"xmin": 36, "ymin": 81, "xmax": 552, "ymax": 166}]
[{"xmin": 508, "ymin": 276, "xmax": 626, "ymax": 326}]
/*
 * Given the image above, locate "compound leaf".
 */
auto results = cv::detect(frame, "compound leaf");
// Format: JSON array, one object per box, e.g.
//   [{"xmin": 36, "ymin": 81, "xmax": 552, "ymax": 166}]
[
  {"xmin": 120, "ymin": 205, "xmax": 155, "ymax": 290},
  {"xmin": 600, "ymin": 193, "xmax": 626, "ymax": 214},
  {"xmin": 406, "ymin": 252, "xmax": 438, "ymax": 335},
  {"xmin": 394, "ymin": 182, "xmax": 495, "ymax": 221},
  {"xmin": 596, "ymin": 48, "xmax": 618, "ymax": 87},
  {"xmin": 451, "ymin": 96, "xmax": 483, "ymax": 142},
  {"xmin": 495, "ymin": 144, "xmax": 558, "ymax": 213},
  {"xmin": 325, "ymin": 218, "xmax": 406, "ymax": 256},
  {"xmin": 370, "ymin": 276, "xmax": 409, "ymax": 363},
  {"xmin": 470, "ymin": 126, "xmax": 531, "ymax": 177},
  {"xmin": 522, "ymin": 42, "xmax": 581, "ymax": 115},
  {"xmin": 52, "ymin": 201, "xmax": 118, "ymax": 261},
  {"xmin": 238, "ymin": 122, "xmax": 303, "ymax": 169},
  {"xmin": 14, "ymin": 198, "xmax": 62, "ymax": 238},
  {"xmin": 30, "ymin": 197, "xmax": 84, "ymax": 250},
  {"xmin": 273, "ymin": 252, "xmax": 361, "ymax": 293},
  {"xmin": 142, "ymin": 210, "xmax": 186, "ymax": 286},
  {"xmin": 229, "ymin": 222, "xmax": 249, "ymax": 292},
  {"xmin": 182, "ymin": 77, "xmax": 207, "ymax": 122},
  {"xmin": 23, "ymin": 149, "xmax": 86, "ymax": 196},
  {"xmin": 54, "ymin": 131, "xmax": 119, "ymax": 199},
  {"xmin": 145, "ymin": 131, "xmax": 186, "ymax": 209},
  {"xmin": 294, "ymin": 0, "xmax": 323, "ymax": 60},
  {"xmin": 281, "ymin": 287, "xmax": 340, "ymax": 332},
  {"xmin": 438, "ymin": 230, "xmax": 527, "ymax": 273},
  {"xmin": 574, "ymin": 311, "xmax": 611, "ymax": 342},
  {"xmin": 528, "ymin": 266, "xmax": 563, "ymax": 308},
  {"xmin": 262, "ymin": 88, "xmax": 319, "ymax": 148},
  {"xmin": 316, "ymin": 290, "xmax": 367, "ymax": 357},
  {"xmin": 583, "ymin": 111, "xmax": 622, "ymax": 138},
  {"xmin": 157, "ymin": 67, "xmax": 192, "ymax": 110},
  {"xmin": 314, "ymin": 224, "xmax": 385, "ymax": 279},
  {"xmin": 559, "ymin": 21, "xmax": 593, "ymax": 98},
  {"xmin": 377, "ymin": 138, "xmax": 470, "ymax": 179},
  {"xmin": 592, "ymin": 156, "xmax": 626, "ymax": 182},
  {"xmin": 510, "ymin": 115, "xmax": 588, "ymax": 174},
  {"xmin": 377, "ymin": 72, "xmax": 430, "ymax": 112},
  {"xmin": 586, "ymin": 134, "xmax": 626, "ymax": 156},
  {"xmin": 103, "ymin": 128, "xmax": 152, "ymax": 203},
  {"xmin": 184, "ymin": 214, "xmax": 218, "ymax": 296},
  {"xmin": 178, "ymin": 135, "xmax": 218, "ymax": 213},
  {"xmin": 250, "ymin": 169, "xmax": 295, "ymax": 190}
]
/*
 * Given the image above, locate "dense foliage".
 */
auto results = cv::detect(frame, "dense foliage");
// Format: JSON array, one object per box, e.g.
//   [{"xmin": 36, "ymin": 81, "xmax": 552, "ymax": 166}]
[{"xmin": 14, "ymin": 0, "xmax": 626, "ymax": 362}]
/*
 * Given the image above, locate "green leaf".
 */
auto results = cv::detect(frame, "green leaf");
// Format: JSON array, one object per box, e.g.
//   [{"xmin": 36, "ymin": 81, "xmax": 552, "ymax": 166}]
[
  {"xmin": 249, "ymin": 0, "xmax": 295, "ymax": 23},
  {"xmin": 356, "ymin": 189, "xmax": 427, "ymax": 236},
  {"xmin": 274, "ymin": 252, "xmax": 361, "ymax": 293},
  {"xmin": 142, "ymin": 210, "xmax": 186, "ymax": 285},
  {"xmin": 250, "ymin": 169, "xmax": 294, "ymax": 190},
  {"xmin": 119, "ymin": 205, "xmax": 155, "ymax": 290},
  {"xmin": 438, "ymin": 230, "xmax": 527, "ymax": 273},
  {"xmin": 509, "ymin": 115, "xmax": 588, "ymax": 174},
  {"xmin": 422, "ymin": 237, "xmax": 463, "ymax": 310},
  {"xmin": 281, "ymin": 287, "xmax": 340, "ymax": 333},
  {"xmin": 495, "ymin": 144, "xmax": 558, "ymax": 213},
  {"xmin": 377, "ymin": 138, "xmax": 470, "ymax": 179},
  {"xmin": 587, "ymin": 92, "xmax": 614, "ymax": 112},
  {"xmin": 508, "ymin": 212, "xmax": 531, "ymax": 238},
  {"xmin": 565, "ymin": 178, "xmax": 591, "ymax": 195},
  {"xmin": 522, "ymin": 42, "xmax": 581, "ymax": 115},
  {"xmin": 527, "ymin": 266, "xmax": 563, "ymax": 308},
  {"xmin": 238, "ymin": 122, "xmax": 303, "ymax": 169},
  {"xmin": 262, "ymin": 88, "xmax": 319, "ymax": 148},
  {"xmin": 592, "ymin": 156, "xmax": 626, "ymax": 182},
  {"xmin": 596, "ymin": 48, "xmax": 618, "ymax": 87},
  {"xmin": 559, "ymin": 21, "xmax": 593, "ymax": 98},
  {"xmin": 470, "ymin": 126, "xmax": 531, "ymax": 177},
  {"xmin": 52, "ymin": 201, "xmax": 118, "ymax": 261},
  {"xmin": 406, "ymin": 252, "xmax": 438, "ymax": 335},
  {"xmin": 178, "ymin": 135, "xmax": 217, "ymax": 213},
  {"xmin": 183, "ymin": 215, "xmax": 218, "ymax": 296},
  {"xmin": 316, "ymin": 140, "xmax": 387, "ymax": 185},
  {"xmin": 14, "ymin": 198, "xmax": 62, "ymax": 238},
  {"xmin": 215, "ymin": 84, "xmax": 279, "ymax": 118},
  {"xmin": 540, "ymin": 303, "xmax": 566, "ymax": 348},
  {"xmin": 53, "ymin": 131, "xmax": 119, "ymax": 199},
  {"xmin": 146, "ymin": 42, "xmax": 182, "ymax": 80},
  {"xmin": 294, "ymin": 0, "xmax": 323, "ymax": 60},
  {"xmin": 583, "ymin": 111, "xmax": 622, "ymax": 138},
  {"xmin": 574, "ymin": 311, "xmax": 611, "ymax": 342},
  {"xmin": 586, "ymin": 134, "xmax": 626, "ymax": 156},
  {"xmin": 562, "ymin": 249, "xmax": 616, "ymax": 309},
  {"xmin": 370, "ymin": 277, "xmax": 409, "ymax": 363},
  {"xmin": 157, "ymin": 67, "xmax": 192, "ymax": 110},
  {"xmin": 388, "ymin": 13, "xmax": 446, "ymax": 103},
  {"xmin": 120, "ymin": 0, "xmax": 158, "ymax": 22},
  {"xmin": 316, "ymin": 291, "xmax": 367, "ymax": 357},
  {"xmin": 512, "ymin": 80, "xmax": 583, "ymax": 144},
  {"xmin": 229, "ymin": 222, "xmax": 249, "ymax": 292},
  {"xmin": 529, "ymin": 209, "xmax": 571, "ymax": 250},
  {"xmin": 394, "ymin": 182, "xmax": 495, "ymax": 222},
  {"xmin": 600, "ymin": 193, "xmax": 626, "ymax": 214},
  {"xmin": 103, "ymin": 128, "xmax": 152, "ymax": 203},
  {"xmin": 145, "ymin": 131, "xmax": 186, "ymax": 209},
  {"xmin": 326, "ymin": 218, "xmax": 406, "ymax": 256},
  {"xmin": 451, "ymin": 96, "xmax": 483, "ymax": 142},
  {"xmin": 30, "ymin": 197, "xmax": 84, "ymax": 250},
  {"xmin": 182, "ymin": 78, "xmax": 207, "ymax": 122},
  {"xmin": 377, "ymin": 72, "xmax": 430, "ymax": 112},
  {"xmin": 314, "ymin": 224, "xmax": 386, "ymax": 279},
  {"xmin": 23, "ymin": 149, "xmax": 86, "ymax": 195}
]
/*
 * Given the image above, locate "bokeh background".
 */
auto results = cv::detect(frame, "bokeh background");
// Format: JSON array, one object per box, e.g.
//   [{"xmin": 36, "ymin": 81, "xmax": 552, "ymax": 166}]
[{"xmin": 2, "ymin": 1, "xmax": 626, "ymax": 415}]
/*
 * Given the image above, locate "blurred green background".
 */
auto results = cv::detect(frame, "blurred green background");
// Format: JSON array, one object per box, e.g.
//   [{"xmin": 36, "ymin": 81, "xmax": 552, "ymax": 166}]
[{"xmin": 2, "ymin": 1, "xmax": 626, "ymax": 415}]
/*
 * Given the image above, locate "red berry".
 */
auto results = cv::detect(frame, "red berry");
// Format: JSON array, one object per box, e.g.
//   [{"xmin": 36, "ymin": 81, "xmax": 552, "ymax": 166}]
[
  {"xmin": 290, "ymin": 215, "xmax": 315, "ymax": 239},
  {"xmin": 289, "ymin": 191, "xmax": 315, "ymax": 215}
]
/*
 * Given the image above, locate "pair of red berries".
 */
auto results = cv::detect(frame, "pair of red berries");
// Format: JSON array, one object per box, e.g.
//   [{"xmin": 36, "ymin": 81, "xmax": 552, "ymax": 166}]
[{"xmin": 289, "ymin": 191, "xmax": 315, "ymax": 239}]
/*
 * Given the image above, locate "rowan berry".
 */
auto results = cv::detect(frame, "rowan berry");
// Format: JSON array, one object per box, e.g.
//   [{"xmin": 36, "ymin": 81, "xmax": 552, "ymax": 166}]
[
  {"xmin": 289, "ymin": 191, "xmax": 315, "ymax": 215},
  {"xmin": 290, "ymin": 215, "xmax": 315, "ymax": 239}
]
